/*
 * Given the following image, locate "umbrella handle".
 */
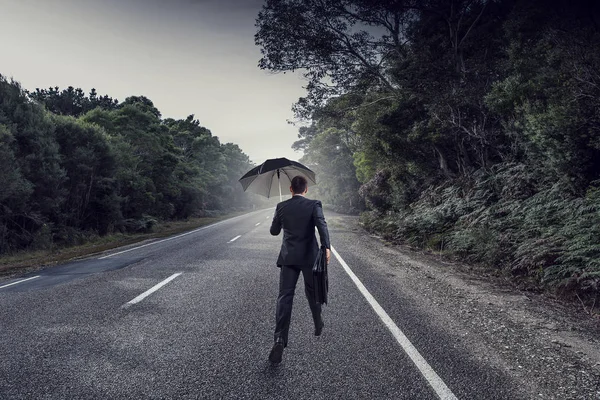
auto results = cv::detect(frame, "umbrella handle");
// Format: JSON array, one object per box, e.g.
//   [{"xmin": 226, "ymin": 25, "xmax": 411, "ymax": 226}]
[{"xmin": 278, "ymin": 169, "xmax": 282, "ymax": 202}]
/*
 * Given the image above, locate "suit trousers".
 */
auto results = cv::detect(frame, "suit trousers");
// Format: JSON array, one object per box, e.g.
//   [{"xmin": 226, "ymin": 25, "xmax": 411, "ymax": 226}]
[{"xmin": 274, "ymin": 264, "xmax": 322, "ymax": 346}]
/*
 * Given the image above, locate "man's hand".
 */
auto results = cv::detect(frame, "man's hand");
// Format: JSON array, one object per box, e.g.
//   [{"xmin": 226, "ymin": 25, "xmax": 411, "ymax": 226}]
[{"xmin": 326, "ymin": 248, "xmax": 331, "ymax": 264}]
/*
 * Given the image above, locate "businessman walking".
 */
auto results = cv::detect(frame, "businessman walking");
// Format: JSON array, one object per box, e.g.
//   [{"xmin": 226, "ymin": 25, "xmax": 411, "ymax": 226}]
[{"xmin": 268, "ymin": 175, "xmax": 331, "ymax": 364}]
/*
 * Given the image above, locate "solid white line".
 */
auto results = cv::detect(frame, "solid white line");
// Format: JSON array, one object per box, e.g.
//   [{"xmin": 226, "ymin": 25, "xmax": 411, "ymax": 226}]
[
  {"xmin": 255, "ymin": 222, "xmax": 261, "ymax": 226},
  {"xmin": 228, "ymin": 235, "xmax": 241, "ymax": 243},
  {"xmin": 331, "ymin": 246, "xmax": 458, "ymax": 400},
  {"xmin": 125, "ymin": 273, "xmax": 182, "ymax": 306},
  {"xmin": 0, "ymin": 275, "xmax": 40, "ymax": 290},
  {"xmin": 99, "ymin": 212, "xmax": 255, "ymax": 259}
]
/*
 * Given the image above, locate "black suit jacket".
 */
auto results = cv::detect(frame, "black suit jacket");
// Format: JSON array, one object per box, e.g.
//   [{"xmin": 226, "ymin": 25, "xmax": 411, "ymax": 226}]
[{"xmin": 270, "ymin": 195, "xmax": 331, "ymax": 267}]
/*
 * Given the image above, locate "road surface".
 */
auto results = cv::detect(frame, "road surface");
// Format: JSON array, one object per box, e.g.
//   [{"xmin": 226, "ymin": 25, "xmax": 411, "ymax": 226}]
[{"xmin": 0, "ymin": 209, "xmax": 564, "ymax": 399}]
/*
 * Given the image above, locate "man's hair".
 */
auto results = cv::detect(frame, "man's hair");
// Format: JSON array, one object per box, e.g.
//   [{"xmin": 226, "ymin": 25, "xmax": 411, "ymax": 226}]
[{"xmin": 291, "ymin": 175, "xmax": 308, "ymax": 194}]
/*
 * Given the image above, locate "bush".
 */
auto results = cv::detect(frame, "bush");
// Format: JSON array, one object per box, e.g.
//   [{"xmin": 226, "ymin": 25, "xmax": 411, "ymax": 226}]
[
  {"xmin": 361, "ymin": 163, "xmax": 600, "ymax": 299},
  {"xmin": 123, "ymin": 215, "xmax": 158, "ymax": 233}
]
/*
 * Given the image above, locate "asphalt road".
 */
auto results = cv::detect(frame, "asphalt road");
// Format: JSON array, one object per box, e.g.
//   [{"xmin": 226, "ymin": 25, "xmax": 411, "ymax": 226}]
[{"xmin": 0, "ymin": 209, "xmax": 526, "ymax": 399}]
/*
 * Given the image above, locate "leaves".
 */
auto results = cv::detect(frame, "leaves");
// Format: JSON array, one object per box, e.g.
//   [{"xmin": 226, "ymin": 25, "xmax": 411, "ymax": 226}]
[
  {"xmin": 0, "ymin": 75, "xmax": 254, "ymax": 253},
  {"xmin": 263, "ymin": 0, "xmax": 600, "ymax": 298}
]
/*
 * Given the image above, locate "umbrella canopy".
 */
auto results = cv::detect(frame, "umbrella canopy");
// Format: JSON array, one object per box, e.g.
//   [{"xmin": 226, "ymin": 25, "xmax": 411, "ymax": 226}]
[{"xmin": 239, "ymin": 158, "xmax": 316, "ymax": 200}]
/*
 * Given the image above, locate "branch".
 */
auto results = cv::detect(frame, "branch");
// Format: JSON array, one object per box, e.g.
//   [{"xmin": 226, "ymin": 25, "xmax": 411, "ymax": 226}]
[
  {"xmin": 319, "ymin": 6, "xmax": 397, "ymax": 92},
  {"xmin": 340, "ymin": 95, "xmax": 395, "ymax": 112},
  {"xmin": 334, "ymin": 4, "xmax": 394, "ymax": 30},
  {"xmin": 458, "ymin": 1, "xmax": 488, "ymax": 49}
]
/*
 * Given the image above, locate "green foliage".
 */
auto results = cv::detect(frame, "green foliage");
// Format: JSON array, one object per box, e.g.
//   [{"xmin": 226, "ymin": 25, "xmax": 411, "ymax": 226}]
[
  {"xmin": 52, "ymin": 115, "xmax": 120, "ymax": 234},
  {"xmin": 0, "ymin": 75, "xmax": 255, "ymax": 254},
  {"xmin": 29, "ymin": 86, "xmax": 118, "ymax": 117},
  {"xmin": 259, "ymin": 0, "xmax": 600, "ymax": 299},
  {"xmin": 361, "ymin": 165, "xmax": 600, "ymax": 297},
  {"xmin": 542, "ymin": 185, "xmax": 600, "ymax": 294},
  {"xmin": 123, "ymin": 215, "xmax": 158, "ymax": 234},
  {"xmin": 0, "ymin": 125, "xmax": 33, "ymax": 204},
  {"xmin": 0, "ymin": 75, "xmax": 66, "ymax": 252},
  {"xmin": 297, "ymin": 127, "xmax": 363, "ymax": 212},
  {"xmin": 352, "ymin": 150, "xmax": 377, "ymax": 184}
]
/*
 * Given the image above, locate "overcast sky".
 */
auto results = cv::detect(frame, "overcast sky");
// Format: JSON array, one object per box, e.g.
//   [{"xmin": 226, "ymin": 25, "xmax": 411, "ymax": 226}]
[{"xmin": 0, "ymin": 0, "xmax": 307, "ymax": 164}]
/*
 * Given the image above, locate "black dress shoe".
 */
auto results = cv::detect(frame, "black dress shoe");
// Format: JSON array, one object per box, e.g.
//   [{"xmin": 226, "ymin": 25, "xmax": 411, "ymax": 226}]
[
  {"xmin": 314, "ymin": 320, "xmax": 325, "ymax": 336},
  {"xmin": 269, "ymin": 341, "xmax": 284, "ymax": 364}
]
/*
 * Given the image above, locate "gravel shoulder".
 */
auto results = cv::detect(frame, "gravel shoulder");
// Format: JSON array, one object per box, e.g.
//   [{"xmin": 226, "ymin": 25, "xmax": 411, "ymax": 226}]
[{"xmin": 328, "ymin": 213, "xmax": 600, "ymax": 400}]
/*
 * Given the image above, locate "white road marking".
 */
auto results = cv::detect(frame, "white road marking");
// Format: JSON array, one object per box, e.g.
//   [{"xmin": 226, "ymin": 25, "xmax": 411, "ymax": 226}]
[
  {"xmin": 266, "ymin": 216, "xmax": 269, "ymax": 219},
  {"xmin": 331, "ymin": 246, "xmax": 458, "ymax": 400},
  {"xmin": 124, "ymin": 273, "xmax": 182, "ymax": 306},
  {"xmin": 0, "ymin": 275, "xmax": 40, "ymax": 290},
  {"xmin": 228, "ymin": 235, "xmax": 241, "ymax": 243},
  {"xmin": 99, "ymin": 212, "xmax": 255, "ymax": 259},
  {"xmin": 255, "ymin": 222, "xmax": 261, "ymax": 226}
]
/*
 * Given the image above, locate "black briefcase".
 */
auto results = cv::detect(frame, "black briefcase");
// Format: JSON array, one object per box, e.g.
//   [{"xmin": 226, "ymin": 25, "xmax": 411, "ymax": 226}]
[{"xmin": 312, "ymin": 246, "xmax": 328, "ymax": 305}]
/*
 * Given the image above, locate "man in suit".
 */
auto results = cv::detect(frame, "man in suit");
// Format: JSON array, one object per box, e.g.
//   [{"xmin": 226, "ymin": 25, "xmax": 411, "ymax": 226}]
[{"xmin": 268, "ymin": 175, "xmax": 331, "ymax": 364}]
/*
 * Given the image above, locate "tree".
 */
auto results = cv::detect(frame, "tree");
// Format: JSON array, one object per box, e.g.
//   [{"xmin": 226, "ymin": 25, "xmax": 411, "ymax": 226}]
[
  {"xmin": 29, "ymin": 86, "xmax": 118, "ymax": 117},
  {"xmin": 256, "ymin": 0, "xmax": 409, "ymax": 119},
  {"xmin": 1, "ymin": 74, "xmax": 256, "ymax": 253},
  {"xmin": 0, "ymin": 75, "xmax": 66, "ymax": 249},
  {"xmin": 257, "ymin": 0, "xmax": 509, "ymax": 177},
  {"xmin": 52, "ymin": 116, "xmax": 121, "ymax": 235},
  {"xmin": 258, "ymin": 0, "xmax": 600, "ymax": 297},
  {"xmin": 0, "ymin": 124, "xmax": 34, "ymax": 251}
]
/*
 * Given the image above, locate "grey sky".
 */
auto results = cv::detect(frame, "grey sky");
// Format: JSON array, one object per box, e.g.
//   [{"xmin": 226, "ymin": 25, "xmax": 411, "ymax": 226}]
[{"xmin": 0, "ymin": 0, "xmax": 306, "ymax": 164}]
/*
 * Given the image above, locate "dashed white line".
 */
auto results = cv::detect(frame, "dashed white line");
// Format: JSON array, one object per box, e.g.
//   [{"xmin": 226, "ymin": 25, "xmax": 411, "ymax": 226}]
[
  {"xmin": 228, "ymin": 235, "xmax": 241, "ymax": 243},
  {"xmin": 0, "ymin": 275, "xmax": 40, "ymax": 290},
  {"xmin": 331, "ymin": 246, "xmax": 458, "ymax": 400},
  {"xmin": 124, "ymin": 273, "xmax": 182, "ymax": 306},
  {"xmin": 255, "ymin": 222, "xmax": 261, "ymax": 226}
]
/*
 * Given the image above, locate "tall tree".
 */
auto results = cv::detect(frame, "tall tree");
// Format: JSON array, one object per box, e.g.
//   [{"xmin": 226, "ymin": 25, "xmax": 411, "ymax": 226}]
[{"xmin": 29, "ymin": 86, "xmax": 118, "ymax": 117}]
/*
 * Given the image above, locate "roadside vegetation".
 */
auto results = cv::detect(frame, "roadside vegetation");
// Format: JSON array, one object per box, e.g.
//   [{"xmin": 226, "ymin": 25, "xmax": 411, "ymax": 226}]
[
  {"xmin": 256, "ymin": 0, "xmax": 600, "ymax": 303},
  {"xmin": 0, "ymin": 76, "xmax": 258, "ymax": 261}
]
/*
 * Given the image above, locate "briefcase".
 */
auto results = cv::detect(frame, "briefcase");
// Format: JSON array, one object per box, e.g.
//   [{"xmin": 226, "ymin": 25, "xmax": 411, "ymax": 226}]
[{"xmin": 312, "ymin": 246, "xmax": 328, "ymax": 305}]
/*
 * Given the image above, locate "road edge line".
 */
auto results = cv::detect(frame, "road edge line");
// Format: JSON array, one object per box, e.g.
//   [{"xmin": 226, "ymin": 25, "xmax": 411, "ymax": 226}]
[
  {"xmin": 331, "ymin": 246, "xmax": 458, "ymax": 400},
  {"xmin": 100, "ymin": 210, "xmax": 268, "ymax": 259},
  {"xmin": 0, "ymin": 275, "xmax": 41, "ymax": 290}
]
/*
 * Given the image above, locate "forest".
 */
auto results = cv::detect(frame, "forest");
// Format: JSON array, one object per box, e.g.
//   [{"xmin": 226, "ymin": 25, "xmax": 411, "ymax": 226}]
[
  {"xmin": 256, "ymin": 0, "xmax": 600, "ymax": 300},
  {"xmin": 0, "ymin": 77, "xmax": 255, "ymax": 255}
]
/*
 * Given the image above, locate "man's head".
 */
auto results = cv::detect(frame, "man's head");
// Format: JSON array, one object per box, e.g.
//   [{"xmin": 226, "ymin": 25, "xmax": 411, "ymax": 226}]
[{"xmin": 290, "ymin": 175, "xmax": 308, "ymax": 195}]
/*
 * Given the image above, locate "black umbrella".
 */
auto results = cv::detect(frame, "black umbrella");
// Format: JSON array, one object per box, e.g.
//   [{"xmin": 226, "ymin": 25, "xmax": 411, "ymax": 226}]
[{"xmin": 239, "ymin": 158, "xmax": 316, "ymax": 202}]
